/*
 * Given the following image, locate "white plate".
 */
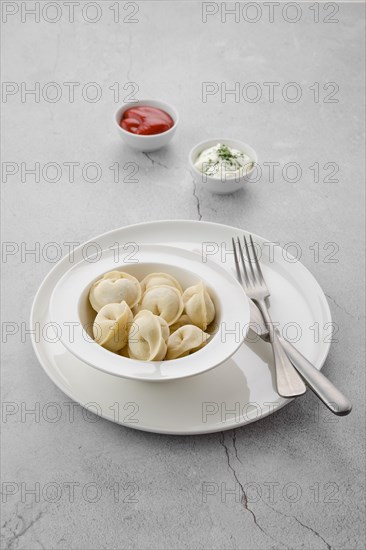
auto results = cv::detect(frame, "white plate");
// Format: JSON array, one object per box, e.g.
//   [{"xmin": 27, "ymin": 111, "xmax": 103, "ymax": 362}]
[
  {"xmin": 31, "ymin": 220, "xmax": 332, "ymax": 435},
  {"xmin": 49, "ymin": 244, "xmax": 250, "ymax": 381}
]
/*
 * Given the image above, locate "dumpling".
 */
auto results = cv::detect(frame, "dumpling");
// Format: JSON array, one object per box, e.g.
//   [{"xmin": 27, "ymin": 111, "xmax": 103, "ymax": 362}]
[
  {"xmin": 89, "ymin": 271, "xmax": 141, "ymax": 312},
  {"xmin": 182, "ymin": 282, "xmax": 215, "ymax": 330},
  {"xmin": 128, "ymin": 310, "xmax": 167, "ymax": 361},
  {"xmin": 93, "ymin": 301, "xmax": 133, "ymax": 352},
  {"xmin": 140, "ymin": 272, "xmax": 183, "ymax": 294},
  {"xmin": 119, "ymin": 346, "xmax": 130, "ymax": 358},
  {"xmin": 138, "ymin": 285, "xmax": 184, "ymax": 326},
  {"xmin": 157, "ymin": 316, "xmax": 170, "ymax": 342},
  {"xmin": 166, "ymin": 325, "xmax": 210, "ymax": 360},
  {"xmin": 169, "ymin": 314, "xmax": 193, "ymax": 334}
]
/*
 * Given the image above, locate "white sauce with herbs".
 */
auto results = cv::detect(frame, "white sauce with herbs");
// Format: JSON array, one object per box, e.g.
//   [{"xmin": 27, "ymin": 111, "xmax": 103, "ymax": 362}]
[{"xmin": 194, "ymin": 143, "xmax": 254, "ymax": 180}]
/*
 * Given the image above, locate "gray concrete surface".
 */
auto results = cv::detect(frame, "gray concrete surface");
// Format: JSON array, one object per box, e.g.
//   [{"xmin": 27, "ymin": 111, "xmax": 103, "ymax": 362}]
[{"xmin": 1, "ymin": 1, "xmax": 365, "ymax": 549}]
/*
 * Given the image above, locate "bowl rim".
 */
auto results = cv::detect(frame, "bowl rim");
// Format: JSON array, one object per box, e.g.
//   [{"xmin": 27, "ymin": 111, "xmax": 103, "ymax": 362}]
[
  {"xmin": 188, "ymin": 137, "xmax": 258, "ymax": 182},
  {"xmin": 49, "ymin": 244, "xmax": 251, "ymax": 382},
  {"xmin": 114, "ymin": 99, "xmax": 179, "ymax": 139}
]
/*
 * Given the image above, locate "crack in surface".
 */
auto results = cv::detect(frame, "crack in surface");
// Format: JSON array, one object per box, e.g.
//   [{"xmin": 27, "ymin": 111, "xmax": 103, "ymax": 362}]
[
  {"xmin": 219, "ymin": 432, "xmax": 285, "ymax": 548},
  {"xmin": 325, "ymin": 294, "xmax": 364, "ymax": 321},
  {"xmin": 192, "ymin": 180, "xmax": 202, "ymax": 220},
  {"xmin": 264, "ymin": 502, "xmax": 332, "ymax": 550},
  {"xmin": 4, "ymin": 511, "xmax": 44, "ymax": 549},
  {"xmin": 142, "ymin": 152, "xmax": 168, "ymax": 169},
  {"xmin": 232, "ymin": 430, "xmax": 242, "ymax": 464},
  {"xmin": 1, "ymin": 512, "xmax": 21, "ymax": 547}
]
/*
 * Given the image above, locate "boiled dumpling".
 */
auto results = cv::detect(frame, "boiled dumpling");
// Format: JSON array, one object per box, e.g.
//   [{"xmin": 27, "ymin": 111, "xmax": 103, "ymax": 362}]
[
  {"xmin": 93, "ymin": 301, "xmax": 133, "ymax": 352},
  {"xmin": 169, "ymin": 314, "xmax": 193, "ymax": 334},
  {"xmin": 89, "ymin": 271, "xmax": 141, "ymax": 312},
  {"xmin": 166, "ymin": 325, "xmax": 210, "ymax": 360},
  {"xmin": 157, "ymin": 316, "xmax": 170, "ymax": 342},
  {"xmin": 182, "ymin": 282, "xmax": 215, "ymax": 330},
  {"xmin": 90, "ymin": 271, "xmax": 216, "ymax": 362},
  {"xmin": 138, "ymin": 285, "xmax": 184, "ymax": 326},
  {"xmin": 128, "ymin": 310, "xmax": 167, "ymax": 361},
  {"xmin": 119, "ymin": 346, "xmax": 130, "ymax": 358},
  {"xmin": 140, "ymin": 272, "xmax": 183, "ymax": 294}
]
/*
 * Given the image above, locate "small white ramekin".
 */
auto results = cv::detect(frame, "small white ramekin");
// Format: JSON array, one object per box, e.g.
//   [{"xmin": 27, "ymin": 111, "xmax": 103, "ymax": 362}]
[{"xmin": 189, "ymin": 138, "xmax": 258, "ymax": 194}]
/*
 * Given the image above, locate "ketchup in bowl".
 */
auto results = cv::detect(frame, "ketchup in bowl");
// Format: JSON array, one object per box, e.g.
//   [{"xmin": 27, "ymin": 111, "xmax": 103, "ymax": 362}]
[{"xmin": 120, "ymin": 106, "xmax": 174, "ymax": 136}]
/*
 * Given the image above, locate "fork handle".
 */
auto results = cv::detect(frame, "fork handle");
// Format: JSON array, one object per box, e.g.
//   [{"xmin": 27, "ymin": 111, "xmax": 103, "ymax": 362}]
[
  {"xmin": 255, "ymin": 299, "xmax": 307, "ymax": 398},
  {"xmin": 277, "ymin": 335, "xmax": 352, "ymax": 416}
]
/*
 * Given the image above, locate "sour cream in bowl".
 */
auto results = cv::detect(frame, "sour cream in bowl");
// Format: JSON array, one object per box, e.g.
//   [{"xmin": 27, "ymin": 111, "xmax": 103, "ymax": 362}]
[{"xmin": 189, "ymin": 138, "xmax": 258, "ymax": 194}]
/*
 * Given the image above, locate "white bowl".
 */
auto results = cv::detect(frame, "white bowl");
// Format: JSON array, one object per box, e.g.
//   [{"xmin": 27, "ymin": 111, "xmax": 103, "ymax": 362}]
[
  {"xmin": 189, "ymin": 138, "xmax": 258, "ymax": 194},
  {"xmin": 114, "ymin": 99, "xmax": 179, "ymax": 152},
  {"xmin": 49, "ymin": 244, "xmax": 250, "ymax": 382}
]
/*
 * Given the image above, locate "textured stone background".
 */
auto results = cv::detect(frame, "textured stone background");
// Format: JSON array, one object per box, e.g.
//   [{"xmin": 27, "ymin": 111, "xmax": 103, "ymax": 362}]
[{"xmin": 1, "ymin": 1, "xmax": 365, "ymax": 549}]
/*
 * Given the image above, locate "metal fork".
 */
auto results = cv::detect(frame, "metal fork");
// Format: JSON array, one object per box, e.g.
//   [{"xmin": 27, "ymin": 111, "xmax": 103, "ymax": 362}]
[{"xmin": 232, "ymin": 235, "xmax": 306, "ymax": 398}]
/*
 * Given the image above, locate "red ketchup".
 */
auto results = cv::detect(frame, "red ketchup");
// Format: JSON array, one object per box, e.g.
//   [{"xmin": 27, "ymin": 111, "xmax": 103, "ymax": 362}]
[{"xmin": 120, "ymin": 106, "xmax": 174, "ymax": 136}]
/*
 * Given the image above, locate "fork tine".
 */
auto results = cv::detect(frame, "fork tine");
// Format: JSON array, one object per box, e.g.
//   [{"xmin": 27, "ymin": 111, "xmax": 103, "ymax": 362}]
[
  {"xmin": 236, "ymin": 237, "xmax": 250, "ymax": 286},
  {"xmin": 232, "ymin": 238, "xmax": 242, "ymax": 284},
  {"xmin": 243, "ymin": 235, "xmax": 256, "ymax": 281},
  {"xmin": 249, "ymin": 234, "xmax": 265, "ymax": 283}
]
